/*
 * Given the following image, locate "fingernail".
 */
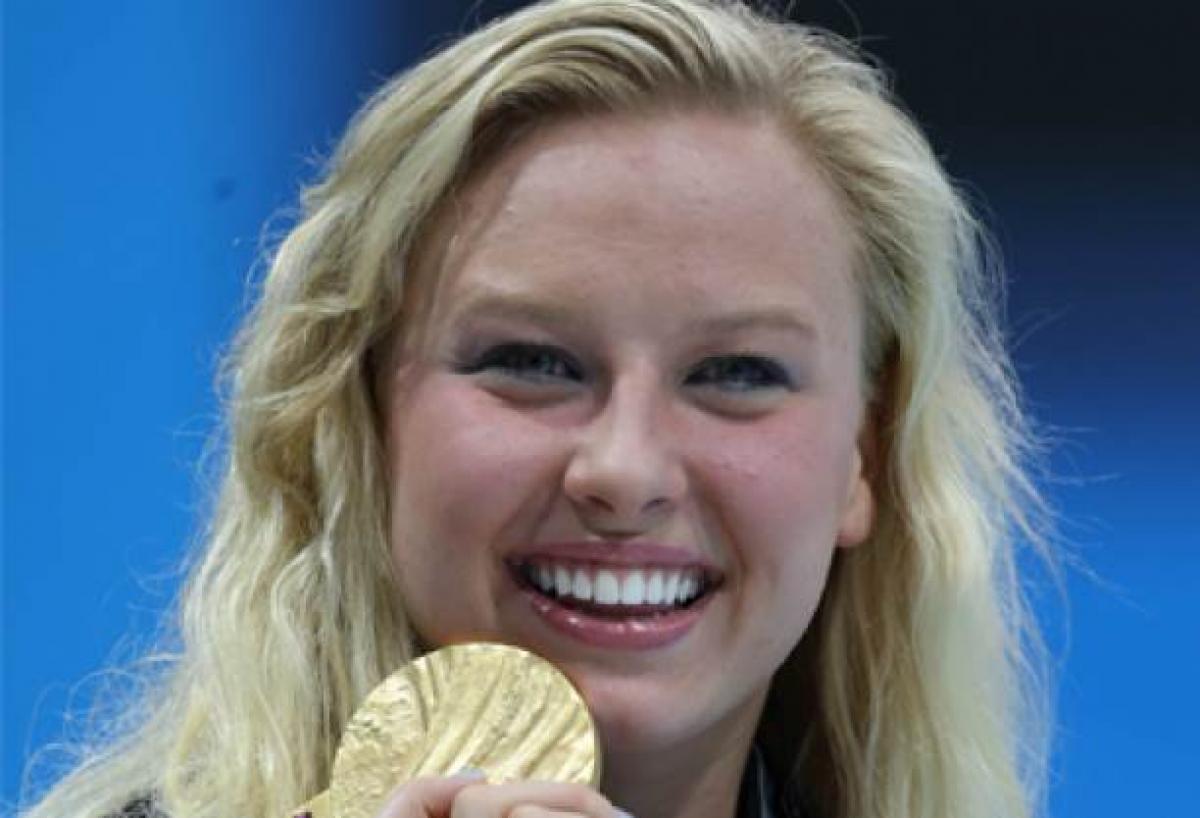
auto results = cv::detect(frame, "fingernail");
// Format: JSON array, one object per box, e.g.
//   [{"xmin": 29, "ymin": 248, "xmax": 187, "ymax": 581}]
[{"xmin": 452, "ymin": 767, "xmax": 487, "ymax": 781}]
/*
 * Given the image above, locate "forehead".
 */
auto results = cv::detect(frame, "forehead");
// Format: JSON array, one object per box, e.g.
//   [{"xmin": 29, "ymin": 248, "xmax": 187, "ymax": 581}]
[{"xmin": 410, "ymin": 110, "xmax": 858, "ymax": 346}]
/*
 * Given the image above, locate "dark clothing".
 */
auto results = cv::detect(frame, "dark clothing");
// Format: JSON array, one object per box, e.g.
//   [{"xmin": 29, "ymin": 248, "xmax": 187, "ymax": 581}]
[{"xmin": 738, "ymin": 745, "xmax": 781, "ymax": 818}]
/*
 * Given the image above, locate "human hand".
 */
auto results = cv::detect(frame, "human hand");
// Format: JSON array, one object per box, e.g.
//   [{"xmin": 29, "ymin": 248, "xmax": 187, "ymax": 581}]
[{"xmin": 374, "ymin": 772, "xmax": 626, "ymax": 818}]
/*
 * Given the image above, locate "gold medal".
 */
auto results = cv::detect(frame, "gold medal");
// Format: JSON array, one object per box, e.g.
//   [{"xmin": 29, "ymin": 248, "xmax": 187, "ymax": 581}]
[{"xmin": 293, "ymin": 643, "xmax": 600, "ymax": 818}]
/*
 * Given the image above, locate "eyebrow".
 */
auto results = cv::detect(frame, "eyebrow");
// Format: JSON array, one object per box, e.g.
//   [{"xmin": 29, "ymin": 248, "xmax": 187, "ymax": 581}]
[
  {"xmin": 447, "ymin": 291, "xmax": 577, "ymax": 329},
  {"xmin": 446, "ymin": 290, "xmax": 819, "ymax": 340},
  {"xmin": 695, "ymin": 309, "xmax": 817, "ymax": 339}
]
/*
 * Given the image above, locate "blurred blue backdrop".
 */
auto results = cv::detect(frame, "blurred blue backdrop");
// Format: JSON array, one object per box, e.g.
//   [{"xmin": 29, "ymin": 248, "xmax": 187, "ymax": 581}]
[{"xmin": 4, "ymin": 2, "xmax": 1198, "ymax": 816}]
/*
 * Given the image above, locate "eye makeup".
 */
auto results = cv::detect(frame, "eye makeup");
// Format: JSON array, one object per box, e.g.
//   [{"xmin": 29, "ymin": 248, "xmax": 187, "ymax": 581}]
[
  {"xmin": 684, "ymin": 354, "xmax": 795, "ymax": 393},
  {"xmin": 454, "ymin": 341, "xmax": 585, "ymax": 383}
]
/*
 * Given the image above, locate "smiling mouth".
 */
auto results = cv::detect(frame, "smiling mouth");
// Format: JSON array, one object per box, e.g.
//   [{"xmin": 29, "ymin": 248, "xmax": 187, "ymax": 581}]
[{"xmin": 509, "ymin": 558, "xmax": 721, "ymax": 618}]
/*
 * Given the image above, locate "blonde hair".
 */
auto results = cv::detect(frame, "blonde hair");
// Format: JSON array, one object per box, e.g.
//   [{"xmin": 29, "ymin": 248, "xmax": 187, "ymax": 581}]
[{"xmin": 22, "ymin": 2, "xmax": 1051, "ymax": 818}]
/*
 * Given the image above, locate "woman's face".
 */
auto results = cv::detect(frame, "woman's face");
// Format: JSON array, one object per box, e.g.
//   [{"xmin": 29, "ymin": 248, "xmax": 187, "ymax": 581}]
[{"xmin": 381, "ymin": 110, "xmax": 873, "ymax": 757}]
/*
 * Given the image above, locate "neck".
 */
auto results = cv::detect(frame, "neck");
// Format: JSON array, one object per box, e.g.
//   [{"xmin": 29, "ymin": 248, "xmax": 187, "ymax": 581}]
[{"xmin": 598, "ymin": 698, "xmax": 763, "ymax": 818}]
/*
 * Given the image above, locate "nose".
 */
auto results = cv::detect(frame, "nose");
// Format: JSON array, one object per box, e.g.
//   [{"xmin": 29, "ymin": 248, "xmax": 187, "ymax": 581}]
[{"xmin": 563, "ymin": 375, "xmax": 687, "ymax": 534}]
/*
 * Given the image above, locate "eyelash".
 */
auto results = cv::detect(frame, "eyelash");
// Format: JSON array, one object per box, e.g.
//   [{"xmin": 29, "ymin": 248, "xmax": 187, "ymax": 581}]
[
  {"xmin": 686, "ymin": 355, "xmax": 793, "ymax": 391},
  {"xmin": 457, "ymin": 342, "xmax": 584, "ymax": 382},
  {"xmin": 457, "ymin": 342, "xmax": 793, "ymax": 392}
]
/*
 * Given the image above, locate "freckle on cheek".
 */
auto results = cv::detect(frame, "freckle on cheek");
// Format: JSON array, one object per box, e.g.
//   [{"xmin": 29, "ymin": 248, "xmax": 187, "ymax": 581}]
[{"xmin": 711, "ymin": 452, "xmax": 759, "ymax": 481}]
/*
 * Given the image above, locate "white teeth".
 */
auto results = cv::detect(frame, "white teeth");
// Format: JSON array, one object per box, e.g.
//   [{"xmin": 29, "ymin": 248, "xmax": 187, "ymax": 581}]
[
  {"xmin": 646, "ymin": 570, "xmax": 664, "ymax": 604},
  {"xmin": 571, "ymin": 568, "xmax": 593, "ymax": 602},
  {"xmin": 594, "ymin": 570, "xmax": 620, "ymax": 604},
  {"xmin": 620, "ymin": 572, "xmax": 646, "ymax": 605},
  {"xmin": 523, "ymin": 561, "xmax": 709, "ymax": 607},
  {"xmin": 554, "ymin": 565, "xmax": 572, "ymax": 596},
  {"xmin": 663, "ymin": 572, "xmax": 680, "ymax": 604},
  {"xmin": 679, "ymin": 574, "xmax": 696, "ymax": 603}
]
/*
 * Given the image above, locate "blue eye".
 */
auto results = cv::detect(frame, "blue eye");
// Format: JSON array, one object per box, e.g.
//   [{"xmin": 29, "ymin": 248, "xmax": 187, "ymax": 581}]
[
  {"xmin": 459, "ymin": 343, "xmax": 583, "ymax": 383},
  {"xmin": 686, "ymin": 355, "xmax": 793, "ymax": 392}
]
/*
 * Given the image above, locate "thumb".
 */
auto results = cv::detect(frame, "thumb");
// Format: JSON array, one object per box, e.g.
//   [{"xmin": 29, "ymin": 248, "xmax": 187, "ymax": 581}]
[{"xmin": 377, "ymin": 771, "xmax": 488, "ymax": 818}]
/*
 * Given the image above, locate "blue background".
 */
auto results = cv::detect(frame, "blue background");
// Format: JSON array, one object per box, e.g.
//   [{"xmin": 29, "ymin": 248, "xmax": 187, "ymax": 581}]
[{"xmin": 4, "ymin": 2, "xmax": 1198, "ymax": 816}]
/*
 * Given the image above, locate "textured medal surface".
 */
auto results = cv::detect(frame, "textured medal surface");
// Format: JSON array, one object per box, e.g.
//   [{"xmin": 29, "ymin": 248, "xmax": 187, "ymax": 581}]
[{"xmin": 329, "ymin": 643, "xmax": 599, "ymax": 818}]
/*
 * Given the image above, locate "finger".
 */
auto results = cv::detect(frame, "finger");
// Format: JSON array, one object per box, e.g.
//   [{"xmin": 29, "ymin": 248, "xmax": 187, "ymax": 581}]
[
  {"xmin": 378, "ymin": 771, "xmax": 488, "ymax": 818},
  {"xmin": 450, "ymin": 781, "xmax": 616, "ymax": 818},
  {"xmin": 509, "ymin": 807, "xmax": 588, "ymax": 818}
]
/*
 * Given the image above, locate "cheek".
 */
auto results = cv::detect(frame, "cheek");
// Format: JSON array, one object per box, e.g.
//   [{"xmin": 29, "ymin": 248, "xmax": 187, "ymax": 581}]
[
  {"xmin": 385, "ymin": 380, "xmax": 568, "ymax": 642},
  {"xmin": 699, "ymin": 409, "xmax": 854, "ymax": 542},
  {"xmin": 696, "ymin": 418, "xmax": 848, "ymax": 654},
  {"xmin": 386, "ymin": 380, "xmax": 561, "ymax": 564},
  {"xmin": 697, "ymin": 406, "xmax": 854, "ymax": 602}
]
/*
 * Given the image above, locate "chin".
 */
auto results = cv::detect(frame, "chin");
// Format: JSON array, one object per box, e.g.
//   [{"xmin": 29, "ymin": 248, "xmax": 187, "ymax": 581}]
[{"xmin": 571, "ymin": 668, "xmax": 763, "ymax": 758}]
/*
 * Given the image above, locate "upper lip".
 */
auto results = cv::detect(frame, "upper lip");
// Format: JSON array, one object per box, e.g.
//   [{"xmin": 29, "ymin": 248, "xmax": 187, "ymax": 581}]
[{"xmin": 508, "ymin": 540, "xmax": 723, "ymax": 579}]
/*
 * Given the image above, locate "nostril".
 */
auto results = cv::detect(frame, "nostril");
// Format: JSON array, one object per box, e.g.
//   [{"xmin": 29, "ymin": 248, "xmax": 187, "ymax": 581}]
[
  {"xmin": 575, "ymin": 493, "xmax": 671, "ymax": 521},
  {"xmin": 583, "ymin": 494, "xmax": 615, "ymax": 512}
]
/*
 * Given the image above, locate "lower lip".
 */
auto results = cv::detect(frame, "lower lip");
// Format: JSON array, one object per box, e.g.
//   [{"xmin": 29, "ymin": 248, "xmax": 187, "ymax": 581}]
[{"xmin": 521, "ymin": 587, "xmax": 711, "ymax": 650}]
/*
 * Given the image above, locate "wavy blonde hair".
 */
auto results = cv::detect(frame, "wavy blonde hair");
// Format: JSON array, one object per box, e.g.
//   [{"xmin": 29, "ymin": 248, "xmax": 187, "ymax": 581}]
[{"xmin": 22, "ymin": 2, "xmax": 1051, "ymax": 818}]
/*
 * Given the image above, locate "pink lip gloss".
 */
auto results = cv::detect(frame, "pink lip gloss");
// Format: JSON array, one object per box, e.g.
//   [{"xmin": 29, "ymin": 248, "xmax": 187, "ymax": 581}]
[{"xmin": 522, "ymin": 585, "xmax": 711, "ymax": 649}]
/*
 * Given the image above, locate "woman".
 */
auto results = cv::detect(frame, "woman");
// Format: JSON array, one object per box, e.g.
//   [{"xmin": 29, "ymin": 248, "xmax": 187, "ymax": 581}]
[{"xmin": 23, "ymin": 2, "xmax": 1052, "ymax": 818}]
